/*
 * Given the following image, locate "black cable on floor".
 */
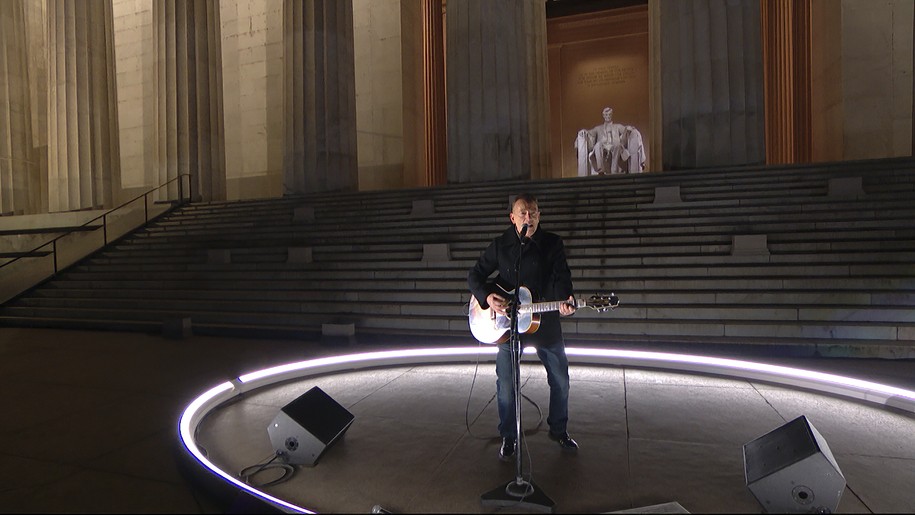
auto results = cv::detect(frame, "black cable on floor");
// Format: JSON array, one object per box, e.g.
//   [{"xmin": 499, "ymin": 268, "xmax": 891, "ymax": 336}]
[
  {"xmin": 238, "ymin": 452, "xmax": 296, "ymax": 488},
  {"xmin": 464, "ymin": 340, "xmax": 544, "ymax": 440}
]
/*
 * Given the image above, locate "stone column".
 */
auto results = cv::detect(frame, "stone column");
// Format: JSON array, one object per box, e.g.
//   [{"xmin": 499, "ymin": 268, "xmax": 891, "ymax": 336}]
[
  {"xmin": 648, "ymin": 0, "xmax": 662, "ymax": 172},
  {"xmin": 659, "ymin": 0, "xmax": 766, "ymax": 169},
  {"xmin": 761, "ymin": 0, "xmax": 811, "ymax": 164},
  {"xmin": 0, "ymin": 0, "xmax": 41, "ymax": 214},
  {"xmin": 155, "ymin": 0, "xmax": 226, "ymax": 201},
  {"xmin": 283, "ymin": 0, "xmax": 358, "ymax": 194},
  {"xmin": 402, "ymin": 0, "xmax": 447, "ymax": 187},
  {"xmin": 47, "ymin": 0, "xmax": 120, "ymax": 211},
  {"xmin": 446, "ymin": 0, "xmax": 551, "ymax": 183}
]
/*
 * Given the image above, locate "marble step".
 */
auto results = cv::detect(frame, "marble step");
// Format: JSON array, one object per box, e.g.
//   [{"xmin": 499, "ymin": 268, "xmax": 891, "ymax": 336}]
[{"xmin": 1, "ymin": 305, "xmax": 909, "ymax": 342}]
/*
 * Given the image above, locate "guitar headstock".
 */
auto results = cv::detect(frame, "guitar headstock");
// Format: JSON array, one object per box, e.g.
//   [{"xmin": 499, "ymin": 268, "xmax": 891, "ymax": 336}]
[{"xmin": 586, "ymin": 293, "xmax": 620, "ymax": 312}]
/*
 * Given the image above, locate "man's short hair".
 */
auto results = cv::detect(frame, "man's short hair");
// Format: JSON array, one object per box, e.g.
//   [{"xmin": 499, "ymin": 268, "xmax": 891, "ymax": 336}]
[{"xmin": 512, "ymin": 193, "xmax": 539, "ymax": 211}]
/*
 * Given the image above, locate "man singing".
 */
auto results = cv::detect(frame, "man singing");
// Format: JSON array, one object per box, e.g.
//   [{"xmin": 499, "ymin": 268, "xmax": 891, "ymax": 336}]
[{"xmin": 467, "ymin": 193, "xmax": 579, "ymax": 461}]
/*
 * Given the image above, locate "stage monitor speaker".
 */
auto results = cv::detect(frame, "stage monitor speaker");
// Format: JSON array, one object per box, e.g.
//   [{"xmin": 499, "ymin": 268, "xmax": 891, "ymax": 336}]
[
  {"xmin": 267, "ymin": 386, "xmax": 354, "ymax": 466},
  {"xmin": 743, "ymin": 415, "xmax": 845, "ymax": 513}
]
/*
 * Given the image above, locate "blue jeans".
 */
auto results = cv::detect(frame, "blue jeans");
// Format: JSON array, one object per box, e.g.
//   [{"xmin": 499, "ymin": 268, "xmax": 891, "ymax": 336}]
[{"xmin": 496, "ymin": 341, "xmax": 570, "ymax": 438}]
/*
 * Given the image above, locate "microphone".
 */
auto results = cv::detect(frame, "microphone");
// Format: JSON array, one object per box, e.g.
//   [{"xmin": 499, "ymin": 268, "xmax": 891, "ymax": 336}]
[{"xmin": 519, "ymin": 223, "xmax": 529, "ymax": 241}]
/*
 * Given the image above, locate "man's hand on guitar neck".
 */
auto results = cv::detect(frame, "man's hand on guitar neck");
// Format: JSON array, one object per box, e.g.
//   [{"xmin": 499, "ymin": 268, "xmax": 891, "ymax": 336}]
[{"xmin": 559, "ymin": 296, "xmax": 577, "ymax": 317}]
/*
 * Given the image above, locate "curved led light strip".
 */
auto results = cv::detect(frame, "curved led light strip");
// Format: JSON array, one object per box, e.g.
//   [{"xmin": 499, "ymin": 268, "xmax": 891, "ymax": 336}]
[{"xmin": 178, "ymin": 346, "xmax": 915, "ymax": 514}]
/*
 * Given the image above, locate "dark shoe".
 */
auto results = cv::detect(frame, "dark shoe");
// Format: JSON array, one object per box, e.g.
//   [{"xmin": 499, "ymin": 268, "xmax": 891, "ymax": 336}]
[
  {"xmin": 549, "ymin": 431, "xmax": 579, "ymax": 451},
  {"xmin": 499, "ymin": 437, "xmax": 516, "ymax": 460}
]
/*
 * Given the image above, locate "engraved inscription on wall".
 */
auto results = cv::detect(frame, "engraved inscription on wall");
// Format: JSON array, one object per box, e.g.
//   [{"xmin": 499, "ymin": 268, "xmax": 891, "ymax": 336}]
[{"xmin": 575, "ymin": 65, "xmax": 637, "ymax": 88}]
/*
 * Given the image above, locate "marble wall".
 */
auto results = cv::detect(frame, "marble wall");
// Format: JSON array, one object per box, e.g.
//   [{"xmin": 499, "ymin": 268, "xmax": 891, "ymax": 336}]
[
  {"xmin": 810, "ymin": 0, "xmax": 844, "ymax": 162},
  {"xmin": 810, "ymin": 0, "xmax": 913, "ymax": 162},
  {"xmin": 353, "ymin": 0, "xmax": 405, "ymax": 191},
  {"xmin": 221, "ymin": 0, "xmax": 284, "ymax": 199},
  {"xmin": 841, "ymin": 0, "xmax": 913, "ymax": 160},
  {"xmin": 111, "ymin": 0, "xmax": 155, "ymax": 195}
]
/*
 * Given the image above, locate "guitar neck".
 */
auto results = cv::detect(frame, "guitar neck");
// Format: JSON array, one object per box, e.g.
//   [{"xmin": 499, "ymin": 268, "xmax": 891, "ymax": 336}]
[{"xmin": 519, "ymin": 298, "xmax": 585, "ymax": 314}]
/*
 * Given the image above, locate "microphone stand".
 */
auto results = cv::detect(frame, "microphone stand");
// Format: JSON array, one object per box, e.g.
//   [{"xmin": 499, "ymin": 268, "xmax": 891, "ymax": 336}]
[{"xmin": 481, "ymin": 226, "xmax": 555, "ymax": 513}]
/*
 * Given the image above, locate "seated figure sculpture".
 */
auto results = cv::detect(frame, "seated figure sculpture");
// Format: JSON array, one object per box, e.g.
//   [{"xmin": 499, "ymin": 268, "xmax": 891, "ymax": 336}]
[{"xmin": 575, "ymin": 107, "xmax": 646, "ymax": 176}]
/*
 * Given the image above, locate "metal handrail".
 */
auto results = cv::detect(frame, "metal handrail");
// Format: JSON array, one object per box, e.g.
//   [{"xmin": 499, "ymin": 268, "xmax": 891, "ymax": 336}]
[{"xmin": 0, "ymin": 173, "xmax": 192, "ymax": 274}]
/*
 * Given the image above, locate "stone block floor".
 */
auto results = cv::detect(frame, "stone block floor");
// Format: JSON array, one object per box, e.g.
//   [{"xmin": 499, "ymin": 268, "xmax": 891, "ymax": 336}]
[{"xmin": 1, "ymin": 327, "xmax": 915, "ymax": 513}]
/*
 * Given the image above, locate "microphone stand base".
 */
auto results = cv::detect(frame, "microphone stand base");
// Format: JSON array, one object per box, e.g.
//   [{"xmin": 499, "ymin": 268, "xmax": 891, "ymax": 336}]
[{"xmin": 480, "ymin": 479, "xmax": 555, "ymax": 513}]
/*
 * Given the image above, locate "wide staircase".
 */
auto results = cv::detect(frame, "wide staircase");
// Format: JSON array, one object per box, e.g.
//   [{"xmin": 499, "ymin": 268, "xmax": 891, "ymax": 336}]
[{"xmin": 2, "ymin": 159, "xmax": 915, "ymax": 357}]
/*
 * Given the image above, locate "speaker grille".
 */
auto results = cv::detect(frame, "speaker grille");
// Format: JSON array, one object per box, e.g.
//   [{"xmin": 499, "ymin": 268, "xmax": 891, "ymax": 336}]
[
  {"xmin": 280, "ymin": 386, "xmax": 354, "ymax": 445},
  {"xmin": 744, "ymin": 415, "xmax": 817, "ymax": 483}
]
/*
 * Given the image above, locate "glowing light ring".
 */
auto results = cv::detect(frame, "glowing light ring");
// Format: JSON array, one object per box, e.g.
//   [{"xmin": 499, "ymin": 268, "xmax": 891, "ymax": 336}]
[
  {"xmin": 177, "ymin": 380, "xmax": 312, "ymax": 514},
  {"xmin": 563, "ymin": 348, "xmax": 915, "ymax": 410},
  {"xmin": 177, "ymin": 346, "xmax": 915, "ymax": 514},
  {"xmin": 237, "ymin": 346, "xmax": 499, "ymax": 392}
]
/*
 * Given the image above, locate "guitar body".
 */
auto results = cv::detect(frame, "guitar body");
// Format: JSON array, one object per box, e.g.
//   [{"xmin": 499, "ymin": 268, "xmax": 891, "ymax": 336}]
[{"xmin": 468, "ymin": 286, "xmax": 541, "ymax": 344}]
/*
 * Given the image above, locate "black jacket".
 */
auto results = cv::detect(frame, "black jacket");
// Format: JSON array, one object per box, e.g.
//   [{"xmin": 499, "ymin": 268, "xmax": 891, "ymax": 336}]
[{"xmin": 467, "ymin": 225, "xmax": 574, "ymax": 346}]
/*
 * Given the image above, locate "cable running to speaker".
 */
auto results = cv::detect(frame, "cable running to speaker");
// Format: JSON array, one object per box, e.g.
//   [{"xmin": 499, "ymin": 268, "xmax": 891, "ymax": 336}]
[{"xmin": 238, "ymin": 452, "xmax": 296, "ymax": 487}]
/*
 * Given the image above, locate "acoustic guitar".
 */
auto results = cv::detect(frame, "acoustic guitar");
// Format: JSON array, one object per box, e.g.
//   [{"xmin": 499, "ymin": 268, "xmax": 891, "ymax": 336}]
[{"xmin": 468, "ymin": 285, "xmax": 618, "ymax": 344}]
